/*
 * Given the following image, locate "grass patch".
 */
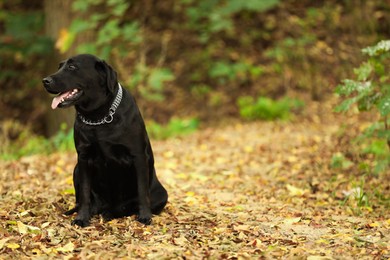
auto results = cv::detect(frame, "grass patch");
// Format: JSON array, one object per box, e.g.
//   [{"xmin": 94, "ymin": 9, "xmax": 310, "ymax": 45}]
[
  {"xmin": 237, "ymin": 96, "xmax": 304, "ymax": 121},
  {"xmin": 147, "ymin": 117, "xmax": 199, "ymax": 140}
]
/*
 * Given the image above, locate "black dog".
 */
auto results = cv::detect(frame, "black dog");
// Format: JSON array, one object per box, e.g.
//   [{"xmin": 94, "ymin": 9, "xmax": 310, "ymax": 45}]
[{"xmin": 42, "ymin": 54, "xmax": 168, "ymax": 227}]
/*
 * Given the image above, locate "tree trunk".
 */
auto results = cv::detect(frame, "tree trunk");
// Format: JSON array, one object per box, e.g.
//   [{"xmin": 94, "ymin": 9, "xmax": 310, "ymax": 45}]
[{"xmin": 43, "ymin": 0, "xmax": 94, "ymax": 136}]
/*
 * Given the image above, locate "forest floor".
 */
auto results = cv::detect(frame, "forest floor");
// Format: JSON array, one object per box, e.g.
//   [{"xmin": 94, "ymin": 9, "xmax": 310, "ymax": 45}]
[{"xmin": 0, "ymin": 98, "xmax": 389, "ymax": 259}]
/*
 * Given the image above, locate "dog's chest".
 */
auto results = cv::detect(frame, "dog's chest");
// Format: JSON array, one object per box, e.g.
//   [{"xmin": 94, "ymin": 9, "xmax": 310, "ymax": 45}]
[{"xmin": 77, "ymin": 129, "xmax": 133, "ymax": 166}]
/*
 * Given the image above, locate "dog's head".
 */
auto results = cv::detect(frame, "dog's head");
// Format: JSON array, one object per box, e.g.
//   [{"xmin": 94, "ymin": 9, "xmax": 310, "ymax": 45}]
[{"xmin": 42, "ymin": 54, "xmax": 118, "ymax": 111}]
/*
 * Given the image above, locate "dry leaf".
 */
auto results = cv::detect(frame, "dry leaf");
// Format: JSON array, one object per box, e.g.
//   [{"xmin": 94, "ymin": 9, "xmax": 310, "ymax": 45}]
[
  {"xmin": 286, "ymin": 184, "xmax": 307, "ymax": 197},
  {"xmin": 56, "ymin": 242, "xmax": 75, "ymax": 253}
]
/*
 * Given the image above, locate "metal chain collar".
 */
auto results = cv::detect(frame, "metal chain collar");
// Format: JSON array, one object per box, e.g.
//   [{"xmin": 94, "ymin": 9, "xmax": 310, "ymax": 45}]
[{"xmin": 78, "ymin": 84, "xmax": 123, "ymax": 126}]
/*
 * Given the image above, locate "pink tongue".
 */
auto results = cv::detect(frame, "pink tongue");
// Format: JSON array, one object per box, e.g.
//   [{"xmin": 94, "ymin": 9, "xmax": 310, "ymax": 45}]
[{"xmin": 51, "ymin": 90, "xmax": 72, "ymax": 109}]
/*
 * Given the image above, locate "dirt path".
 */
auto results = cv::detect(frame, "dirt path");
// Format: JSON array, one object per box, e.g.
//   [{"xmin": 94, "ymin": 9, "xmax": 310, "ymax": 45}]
[{"xmin": 0, "ymin": 101, "xmax": 389, "ymax": 259}]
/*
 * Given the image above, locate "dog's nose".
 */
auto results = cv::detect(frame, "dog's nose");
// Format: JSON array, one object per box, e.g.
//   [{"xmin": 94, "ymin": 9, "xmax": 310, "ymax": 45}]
[{"xmin": 42, "ymin": 77, "xmax": 53, "ymax": 85}]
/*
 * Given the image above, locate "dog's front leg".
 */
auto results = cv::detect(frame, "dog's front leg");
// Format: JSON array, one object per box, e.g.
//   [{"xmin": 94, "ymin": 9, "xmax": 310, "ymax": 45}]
[
  {"xmin": 134, "ymin": 155, "xmax": 152, "ymax": 225},
  {"xmin": 72, "ymin": 159, "xmax": 92, "ymax": 227}
]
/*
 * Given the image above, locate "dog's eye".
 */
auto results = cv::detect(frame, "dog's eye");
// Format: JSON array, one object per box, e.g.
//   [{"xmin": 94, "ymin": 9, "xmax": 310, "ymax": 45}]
[{"xmin": 68, "ymin": 64, "xmax": 77, "ymax": 70}]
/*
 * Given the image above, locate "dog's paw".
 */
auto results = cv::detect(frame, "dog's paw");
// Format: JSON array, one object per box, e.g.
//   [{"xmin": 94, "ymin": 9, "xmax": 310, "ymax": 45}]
[
  {"xmin": 71, "ymin": 218, "xmax": 90, "ymax": 227},
  {"xmin": 136, "ymin": 215, "xmax": 152, "ymax": 225},
  {"xmin": 64, "ymin": 206, "xmax": 78, "ymax": 216}
]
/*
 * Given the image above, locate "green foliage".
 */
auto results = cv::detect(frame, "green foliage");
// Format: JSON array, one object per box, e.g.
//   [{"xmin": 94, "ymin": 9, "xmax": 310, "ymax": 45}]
[
  {"xmin": 0, "ymin": 11, "xmax": 52, "ymax": 57},
  {"xmin": 335, "ymin": 40, "xmax": 390, "ymax": 174},
  {"xmin": 147, "ymin": 118, "xmax": 199, "ymax": 140},
  {"xmin": 237, "ymin": 96, "xmax": 304, "ymax": 121},
  {"xmin": 50, "ymin": 123, "xmax": 75, "ymax": 152},
  {"xmin": 336, "ymin": 40, "xmax": 390, "ymax": 115},
  {"xmin": 2, "ymin": 136, "xmax": 50, "ymax": 161},
  {"xmin": 263, "ymin": 3, "xmax": 344, "ymax": 99},
  {"xmin": 68, "ymin": 0, "xmax": 140, "ymax": 59},
  {"xmin": 331, "ymin": 153, "xmax": 353, "ymax": 170},
  {"xmin": 341, "ymin": 178, "xmax": 371, "ymax": 215},
  {"xmin": 208, "ymin": 60, "xmax": 264, "ymax": 83},
  {"xmin": 0, "ymin": 4, "xmax": 53, "ymax": 133},
  {"xmin": 67, "ymin": 0, "xmax": 174, "ymax": 101},
  {"xmin": 184, "ymin": 0, "xmax": 279, "ymax": 38},
  {"xmin": 63, "ymin": 0, "xmax": 279, "ymax": 102},
  {"xmin": 0, "ymin": 9, "xmax": 53, "ymax": 76},
  {"xmin": 135, "ymin": 67, "xmax": 175, "ymax": 102},
  {"xmin": 1, "ymin": 123, "xmax": 74, "ymax": 161},
  {"xmin": 1, "ymin": 0, "xmax": 389, "ymax": 139},
  {"xmin": 343, "ymin": 187, "xmax": 370, "ymax": 214}
]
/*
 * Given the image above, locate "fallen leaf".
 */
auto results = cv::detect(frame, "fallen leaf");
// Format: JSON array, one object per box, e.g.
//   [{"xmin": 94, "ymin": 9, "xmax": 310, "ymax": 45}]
[
  {"xmin": 233, "ymin": 225, "xmax": 250, "ymax": 232},
  {"xmin": 173, "ymin": 235, "xmax": 188, "ymax": 246},
  {"xmin": 17, "ymin": 221, "xmax": 28, "ymax": 234},
  {"xmin": 286, "ymin": 184, "xmax": 307, "ymax": 197},
  {"xmin": 56, "ymin": 242, "xmax": 75, "ymax": 253},
  {"xmin": 283, "ymin": 217, "xmax": 302, "ymax": 225},
  {"xmin": 0, "ymin": 238, "xmax": 10, "ymax": 249},
  {"xmin": 6, "ymin": 243, "xmax": 20, "ymax": 249},
  {"xmin": 368, "ymin": 222, "xmax": 379, "ymax": 228}
]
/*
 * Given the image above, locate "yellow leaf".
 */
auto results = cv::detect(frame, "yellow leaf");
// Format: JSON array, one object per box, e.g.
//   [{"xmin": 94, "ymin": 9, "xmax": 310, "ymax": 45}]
[
  {"xmin": 176, "ymin": 173, "xmax": 188, "ymax": 179},
  {"xmin": 244, "ymin": 146, "xmax": 253, "ymax": 153},
  {"xmin": 186, "ymin": 191, "xmax": 195, "ymax": 197},
  {"xmin": 238, "ymin": 231, "xmax": 247, "ymax": 240},
  {"xmin": 55, "ymin": 166, "xmax": 64, "ymax": 174},
  {"xmin": 368, "ymin": 222, "xmax": 380, "ymax": 228},
  {"xmin": 55, "ymin": 28, "xmax": 76, "ymax": 54},
  {"xmin": 167, "ymin": 161, "xmax": 178, "ymax": 169},
  {"xmin": 287, "ymin": 155, "xmax": 298, "ymax": 163},
  {"xmin": 20, "ymin": 211, "xmax": 30, "ymax": 217},
  {"xmin": 286, "ymin": 184, "xmax": 307, "ymax": 197},
  {"xmin": 315, "ymin": 239, "xmax": 330, "ymax": 245},
  {"xmin": 56, "ymin": 242, "xmax": 75, "ymax": 253},
  {"xmin": 31, "ymin": 248, "xmax": 41, "ymax": 255},
  {"xmin": 216, "ymin": 157, "xmax": 226, "ymax": 164},
  {"xmin": 17, "ymin": 221, "xmax": 28, "ymax": 234},
  {"xmin": 200, "ymin": 144, "xmax": 208, "ymax": 151},
  {"xmin": 163, "ymin": 150, "xmax": 174, "ymax": 158},
  {"xmin": 108, "ymin": 219, "xmax": 119, "ymax": 225},
  {"xmin": 61, "ymin": 188, "xmax": 75, "ymax": 195},
  {"xmin": 6, "ymin": 243, "xmax": 20, "ymax": 249},
  {"xmin": 184, "ymin": 196, "xmax": 198, "ymax": 205},
  {"xmin": 214, "ymin": 227, "xmax": 227, "ymax": 234},
  {"xmin": 66, "ymin": 176, "xmax": 73, "ymax": 185},
  {"xmin": 283, "ymin": 217, "xmax": 301, "ymax": 225}
]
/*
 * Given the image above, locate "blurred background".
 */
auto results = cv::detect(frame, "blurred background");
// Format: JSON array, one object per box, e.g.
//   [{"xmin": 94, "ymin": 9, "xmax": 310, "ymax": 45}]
[{"xmin": 0, "ymin": 0, "xmax": 389, "ymax": 158}]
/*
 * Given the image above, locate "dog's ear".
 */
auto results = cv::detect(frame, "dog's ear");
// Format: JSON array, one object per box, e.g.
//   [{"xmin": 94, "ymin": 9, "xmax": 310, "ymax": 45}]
[{"xmin": 95, "ymin": 60, "xmax": 118, "ymax": 94}]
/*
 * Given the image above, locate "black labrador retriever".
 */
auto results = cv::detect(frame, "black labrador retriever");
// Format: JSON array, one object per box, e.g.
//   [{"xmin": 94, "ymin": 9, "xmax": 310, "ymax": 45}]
[{"xmin": 42, "ymin": 54, "xmax": 168, "ymax": 227}]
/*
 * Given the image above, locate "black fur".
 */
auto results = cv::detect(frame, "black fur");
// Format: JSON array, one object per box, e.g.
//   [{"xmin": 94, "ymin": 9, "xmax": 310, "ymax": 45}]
[{"xmin": 43, "ymin": 54, "xmax": 168, "ymax": 227}]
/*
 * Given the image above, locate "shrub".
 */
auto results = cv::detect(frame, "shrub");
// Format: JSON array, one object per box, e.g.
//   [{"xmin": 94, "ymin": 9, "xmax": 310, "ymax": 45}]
[
  {"xmin": 147, "ymin": 118, "xmax": 199, "ymax": 140},
  {"xmin": 335, "ymin": 40, "xmax": 390, "ymax": 174},
  {"xmin": 0, "ymin": 122, "xmax": 74, "ymax": 160},
  {"xmin": 237, "ymin": 96, "xmax": 304, "ymax": 121}
]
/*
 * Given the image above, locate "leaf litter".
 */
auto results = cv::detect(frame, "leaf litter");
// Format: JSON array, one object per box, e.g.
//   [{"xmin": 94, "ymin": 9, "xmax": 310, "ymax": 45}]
[{"xmin": 0, "ymin": 99, "xmax": 389, "ymax": 259}]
